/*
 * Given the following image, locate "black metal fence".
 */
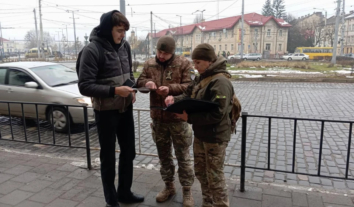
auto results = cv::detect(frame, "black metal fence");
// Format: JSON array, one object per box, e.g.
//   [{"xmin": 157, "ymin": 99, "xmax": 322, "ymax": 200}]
[
  {"xmin": 240, "ymin": 112, "xmax": 354, "ymax": 192},
  {"xmin": 0, "ymin": 100, "xmax": 92, "ymax": 170},
  {"xmin": 1, "ymin": 101, "xmax": 354, "ymax": 193}
]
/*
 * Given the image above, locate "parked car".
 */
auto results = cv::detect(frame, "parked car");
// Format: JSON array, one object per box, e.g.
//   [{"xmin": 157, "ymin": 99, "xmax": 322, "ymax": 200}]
[
  {"xmin": 0, "ymin": 62, "xmax": 94, "ymax": 133},
  {"xmin": 242, "ymin": 53, "xmax": 262, "ymax": 61},
  {"xmin": 228, "ymin": 54, "xmax": 245, "ymax": 60},
  {"xmin": 282, "ymin": 53, "xmax": 309, "ymax": 61},
  {"xmin": 344, "ymin": 53, "xmax": 354, "ymax": 59}
]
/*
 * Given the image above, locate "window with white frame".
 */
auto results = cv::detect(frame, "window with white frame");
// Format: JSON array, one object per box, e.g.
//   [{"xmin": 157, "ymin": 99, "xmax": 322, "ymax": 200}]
[
  {"xmin": 278, "ymin": 44, "xmax": 282, "ymax": 51},
  {"xmin": 225, "ymin": 31, "xmax": 228, "ymax": 38},
  {"xmin": 267, "ymin": 29, "xmax": 271, "ymax": 36},
  {"xmin": 231, "ymin": 44, "xmax": 234, "ymax": 51},
  {"xmin": 219, "ymin": 45, "xmax": 221, "ymax": 51},
  {"xmin": 195, "ymin": 34, "xmax": 201, "ymax": 43},
  {"xmin": 279, "ymin": 30, "xmax": 283, "ymax": 37},
  {"xmin": 214, "ymin": 45, "xmax": 216, "ymax": 50},
  {"xmin": 255, "ymin": 28, "xmax": 259, "ymax": 36},
  {"xmin": 225, "ymin": 44, "xmax": 227, "ymax": 50},
  {"xmin": 266, "ymin": 43, "xmax": 271, "ymax": 51}
]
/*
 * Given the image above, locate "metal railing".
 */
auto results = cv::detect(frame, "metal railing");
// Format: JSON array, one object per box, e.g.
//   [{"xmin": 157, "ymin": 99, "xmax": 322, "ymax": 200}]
[
  {"xmin": 240, "ymin": 112, "xmax": 354, "ymax": 192},
  {"xmin": 2, "ymin": 101, "xmax": 354, "ymax": 193},
  {"xmin": 0, "ymin": 100, "xmax": 92, "ymax": 170}
]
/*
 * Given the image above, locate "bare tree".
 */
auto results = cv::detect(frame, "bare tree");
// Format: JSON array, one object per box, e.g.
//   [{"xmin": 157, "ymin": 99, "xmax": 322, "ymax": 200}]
[
  {"xmin": 193, "ymin": 14, "xmax": 203, "ymax": 23},
  {"xmin": 24, "ymin": 30, "xmax": 53, "ymax": 49},
  {"xmin": 324, "ymin": 25, "xmax": 335, "ymax": 47}
]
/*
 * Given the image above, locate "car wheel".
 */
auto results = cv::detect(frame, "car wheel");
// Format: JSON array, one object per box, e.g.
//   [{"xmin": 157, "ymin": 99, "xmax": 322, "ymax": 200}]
[
  {"xmin": 302, "ymin": 57, "xmax": 306, "ymax": 60},
  {"xmin": 243, "ymin": 58, "xmax": 247, "ymax": 61},
  {"xmin": 257, "ymin": 58, "xmax": 261, "ymax": 61},
  {"xmin": 231, "ymin": 57, "xmax": 234, "ymax": 60},
  {"xmin": 47, "ymin": 107, "xmax": 70, "ymax": 133},
  {"xmin": 288, "ymin": 58, "xmax": 292, "ymax": 61}
]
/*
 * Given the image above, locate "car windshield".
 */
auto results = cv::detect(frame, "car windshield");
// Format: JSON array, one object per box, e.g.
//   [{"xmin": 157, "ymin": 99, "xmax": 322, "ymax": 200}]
[{"xmin": 30, "ymin": 64, "xmax": 78, "ymax": 87}]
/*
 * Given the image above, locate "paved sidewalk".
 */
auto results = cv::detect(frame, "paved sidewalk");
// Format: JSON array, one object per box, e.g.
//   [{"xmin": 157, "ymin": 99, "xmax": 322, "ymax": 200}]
[{"xmin": 0, "ymin": 150, "xmax": 354, "ymax": 207}]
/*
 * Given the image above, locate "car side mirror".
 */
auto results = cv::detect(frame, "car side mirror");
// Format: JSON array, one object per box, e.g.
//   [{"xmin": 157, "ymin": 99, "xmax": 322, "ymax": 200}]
[{"xmin": 25, "ymin": 81, "xmax": 39, "ymax": 89}]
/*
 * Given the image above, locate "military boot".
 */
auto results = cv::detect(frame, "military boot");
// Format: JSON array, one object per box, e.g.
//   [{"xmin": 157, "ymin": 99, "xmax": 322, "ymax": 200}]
[
  {"xmin": 182, "ymin": 186, "xmax": 194, "ymax": 207},
  {"xmin": 156, "ymin": 182, "xmax": 176, "ymax": 202}
]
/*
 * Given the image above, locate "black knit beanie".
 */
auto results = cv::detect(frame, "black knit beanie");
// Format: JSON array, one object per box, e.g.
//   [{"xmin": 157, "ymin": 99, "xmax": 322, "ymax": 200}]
[
  {"xmin": 157, "ymin": 36, "xmax": 176, "ymax": 54},
  {"xmin": 192, "ymin": 43, "xmax": 217, "ymax": 62}
]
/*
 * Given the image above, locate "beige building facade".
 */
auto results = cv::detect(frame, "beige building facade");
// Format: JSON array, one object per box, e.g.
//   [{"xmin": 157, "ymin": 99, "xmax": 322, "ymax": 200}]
[{"xmin": 148, "ymin": 13, "xmax": 291, "ymax": 57}]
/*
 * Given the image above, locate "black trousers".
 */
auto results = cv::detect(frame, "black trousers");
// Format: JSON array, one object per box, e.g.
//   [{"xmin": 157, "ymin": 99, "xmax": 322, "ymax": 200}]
[{"xmin": 95, "ymin": 104, "xmax": 136, "ymax": 205}]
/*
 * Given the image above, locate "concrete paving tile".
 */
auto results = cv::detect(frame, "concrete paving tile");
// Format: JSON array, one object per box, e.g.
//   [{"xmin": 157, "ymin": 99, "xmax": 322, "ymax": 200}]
[
  {"xmin": 262, "ymin": 194, "xmax": 292, "ymax": 207},
  {"xmin": 0, "ymin": 190, "xmax": 33, "ymax": 206}
]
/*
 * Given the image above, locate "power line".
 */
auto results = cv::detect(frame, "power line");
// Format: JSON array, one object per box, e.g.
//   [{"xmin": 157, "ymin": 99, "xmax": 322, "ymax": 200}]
[
  {"xmin": 206, "ymin": 0, "xmax": 240, "ymax": 20},
  {"xmin": 128, "ymin": 0, "xmax": 234, "ymax": 6}
]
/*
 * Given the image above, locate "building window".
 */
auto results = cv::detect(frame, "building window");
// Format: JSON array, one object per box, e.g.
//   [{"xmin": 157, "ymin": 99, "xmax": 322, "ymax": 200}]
[
  {"xmin": 352, "ymin": 24, "xmax": 354, "ymax": 31},
  {"xmin": 195, "ymin": 34, "xmax": 201, "ymax": 43},
  {"xmin": 225, "ymin": 31, "xmax": 228, "ymax": 39},
  {"xmin": 225, "ymin": 44, "xmax": 227, "ymax": 50},
  {"xmin": 231, "ymin": 44, "xmax": 234, "ymax": 51},
  {"xmin": 267, "ymin": 29, "xmax": 271, "ymax": 36},
  {"xmin": 266, "ymin": 43, "xmax": 271, "ymax": 51},
  {"xmin": 214, "ymin": 45, "xmax": 216, "ymax": 50},
  {"xmin": 231, "ymin": 30, "xmax": 234, "ymax": 37},
  {"xmin": 219, "ymin": 45, "xmax": 221, "ymax": 51},
  {"xmin": 254, "ymin": 43, "xmax": 258, "ymax": 51},
  {"xmin": 254, "ymin": 29, "xmax": 259, "ymax": 36},
  {"xmin": 279, "ymin": 30, "xmax": 283, "ymax": 37},
  {"xmin": 278, "ymin": 44, "xmax": 282, "ymax": 51}
]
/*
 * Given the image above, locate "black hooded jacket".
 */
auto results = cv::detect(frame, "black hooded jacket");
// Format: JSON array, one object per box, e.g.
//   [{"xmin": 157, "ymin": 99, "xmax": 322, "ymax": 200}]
[{"xmin": 78, "ymin": 10, "xmax": 134, "ymax": 112}]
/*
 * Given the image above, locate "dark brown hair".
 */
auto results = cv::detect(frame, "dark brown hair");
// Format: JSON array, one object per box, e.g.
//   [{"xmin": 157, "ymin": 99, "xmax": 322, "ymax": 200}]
[{"xmin": 112, "ymin": 12, "xmax": 130, "ymax": 30}]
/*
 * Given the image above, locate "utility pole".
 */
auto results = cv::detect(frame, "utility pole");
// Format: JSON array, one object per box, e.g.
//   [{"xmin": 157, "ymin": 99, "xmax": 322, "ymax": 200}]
[
  {"xmin": 33, "ymin": 9, "xmax": 40, "ymax": 58},
  {"xmin": 150, "ymin": 11, "xmax": 153, "ymax": 56},
  {"xmin": 120, "ymin": 0, "xmax": 126, "ymax": 16},
  {"xmin": 63, "ymin": 24, "xmax": 68, "ymax": 58},
  {"xmin": 177, "ymin": 15, "xmax": 183, "ymax": 52},
  {"xmin": 331, "ymin": 0, "xmax": 342, "ymax": 64},
  {"xmin": 39, "ymin": 0, "xmax": 44, "ymax": 58},
  {"xmin": 192, "ymin": 10, "xmax": 205, "ymax": 43},
  {"xmin": 340, "ymin": 0, "xmax": 345, "ymax": 55},
  {"xmin": 217, "ymin": 0, "xmax": 219, "ymax": 19},
  {"xmin": 241, "ymin": 0, "xmax": 244, "ymax": 59},
  {"xmin": 56, "ymin": 31, "xmax": 61, "ymax": 53},
  {"xmin": 314, "ymin": 8, "xmax": 327, "ymax": 46},
  {"xmin": 0, "ymin": 22, "xmax": 3, "ymax": 60},
  {"xmin": 68, "ymin": 10, "xmax": 79, "ymax": 57}
]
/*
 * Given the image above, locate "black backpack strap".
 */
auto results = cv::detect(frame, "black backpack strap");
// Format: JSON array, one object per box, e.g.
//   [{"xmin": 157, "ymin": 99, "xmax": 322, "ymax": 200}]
[{"xmin": 92, "ymin": 41, "xmax": 105, "ymax": 69}]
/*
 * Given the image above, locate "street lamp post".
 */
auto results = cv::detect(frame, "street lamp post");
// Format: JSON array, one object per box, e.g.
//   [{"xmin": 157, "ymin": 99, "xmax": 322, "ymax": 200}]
[
  {"xmin": 84, "ymin": 34, "xmax": 88, "ymax": 46},
  {"xmin": 314, "ymin": 8, "xmax": 328, "ymax": 47},
  {"xmin": 192, "ymin": 10, "xmax": 206, "ymax": 44},
  {"xmin": 176, "ymin": 15, "xmax": 183, "ymax": 54}
]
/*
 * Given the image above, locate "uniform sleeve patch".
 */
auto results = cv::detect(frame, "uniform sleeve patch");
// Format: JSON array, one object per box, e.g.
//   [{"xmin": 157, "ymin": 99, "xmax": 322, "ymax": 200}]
[{"xmin": 216, "ymin": 95, "xmax": 227, "ymax": 99}]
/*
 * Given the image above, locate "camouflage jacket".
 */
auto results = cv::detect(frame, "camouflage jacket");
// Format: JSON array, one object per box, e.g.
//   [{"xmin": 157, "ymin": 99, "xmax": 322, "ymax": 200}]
[
  {"xmin": 174, "ymin": 57, "xmax": 234, "ymax": 143},
  {"xmin": 137, "ymin": 55, "xmax": 192, "ymax": 122}
]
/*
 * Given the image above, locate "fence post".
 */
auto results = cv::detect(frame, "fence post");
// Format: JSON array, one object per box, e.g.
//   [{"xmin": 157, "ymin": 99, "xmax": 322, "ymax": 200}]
[
  {"xmin": 83, "ymin": 107, "xmax": 92, "ymax": 170},
  {"xmin": 240, "ymin": 112, "xmax": 248, "ymax": 192}
]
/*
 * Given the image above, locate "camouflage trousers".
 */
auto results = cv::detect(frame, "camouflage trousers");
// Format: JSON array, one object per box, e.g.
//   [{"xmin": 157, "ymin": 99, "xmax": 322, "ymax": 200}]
[
  {"xmin": 194, "ymin": 137, "xmax": 229, "ymax": 207},
  {"xmin": 151, "ymin": 120, "xmax": 194, "ymax": 186}
]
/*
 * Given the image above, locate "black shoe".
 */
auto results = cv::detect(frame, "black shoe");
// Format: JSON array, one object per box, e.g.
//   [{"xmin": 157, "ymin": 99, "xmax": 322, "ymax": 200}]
[
  {"xmin": 106, "ymin": 203, "xmax": 120, "ymax": 207},
  {"xmin": 117, "ymin": 192, "xmax": 144, "ymax": 203}
]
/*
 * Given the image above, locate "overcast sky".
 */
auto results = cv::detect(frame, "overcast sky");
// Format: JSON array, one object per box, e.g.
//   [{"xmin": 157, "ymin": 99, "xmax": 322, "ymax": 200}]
[{"xmin": 1, "ymin": 0, "xmax": 352, "ymax": 43}]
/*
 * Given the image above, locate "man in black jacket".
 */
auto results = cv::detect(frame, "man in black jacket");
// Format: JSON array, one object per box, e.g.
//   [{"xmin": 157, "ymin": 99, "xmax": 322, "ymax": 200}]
[{"xmin": 78, "ymin": 10, "xmax": 144, "ymax": 207}]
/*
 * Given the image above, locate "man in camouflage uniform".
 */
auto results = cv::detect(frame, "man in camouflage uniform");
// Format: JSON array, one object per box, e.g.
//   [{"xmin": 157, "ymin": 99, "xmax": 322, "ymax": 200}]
[{"xmin": 136, "ymin": 36, "xmax": 194, "ymax": 207}]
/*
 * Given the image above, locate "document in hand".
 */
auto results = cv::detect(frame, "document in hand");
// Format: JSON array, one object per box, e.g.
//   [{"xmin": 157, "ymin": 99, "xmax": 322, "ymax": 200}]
[{"xmin": 151, "ymin": 98, "xmax": 219, "ymax": 114}]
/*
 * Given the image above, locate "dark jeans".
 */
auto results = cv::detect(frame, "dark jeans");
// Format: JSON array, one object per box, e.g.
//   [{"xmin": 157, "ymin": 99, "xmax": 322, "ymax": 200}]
[{"xmin": 95, "ymin": 104, "xmax": 136, "ymax": 205}]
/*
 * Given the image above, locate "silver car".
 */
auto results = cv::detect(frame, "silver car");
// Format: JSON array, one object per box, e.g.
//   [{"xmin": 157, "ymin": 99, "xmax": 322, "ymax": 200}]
[
  {"xmin": 243, "ymin": 53, "xmax": 262, "ymax": 61},
  {"xmin": 0, "ymin": 62, "xmax": 94, "ymax": 133}
]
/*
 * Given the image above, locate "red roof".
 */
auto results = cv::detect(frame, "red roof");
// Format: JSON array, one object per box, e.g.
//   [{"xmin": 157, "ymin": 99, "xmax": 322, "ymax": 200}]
[
  {"xmin": 148, "ymin": 12, "xmax": 291, "ymax": 38},
  {"xmin": 0, "ymin": 37, "xmax": 9, "ymax": 42}
]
